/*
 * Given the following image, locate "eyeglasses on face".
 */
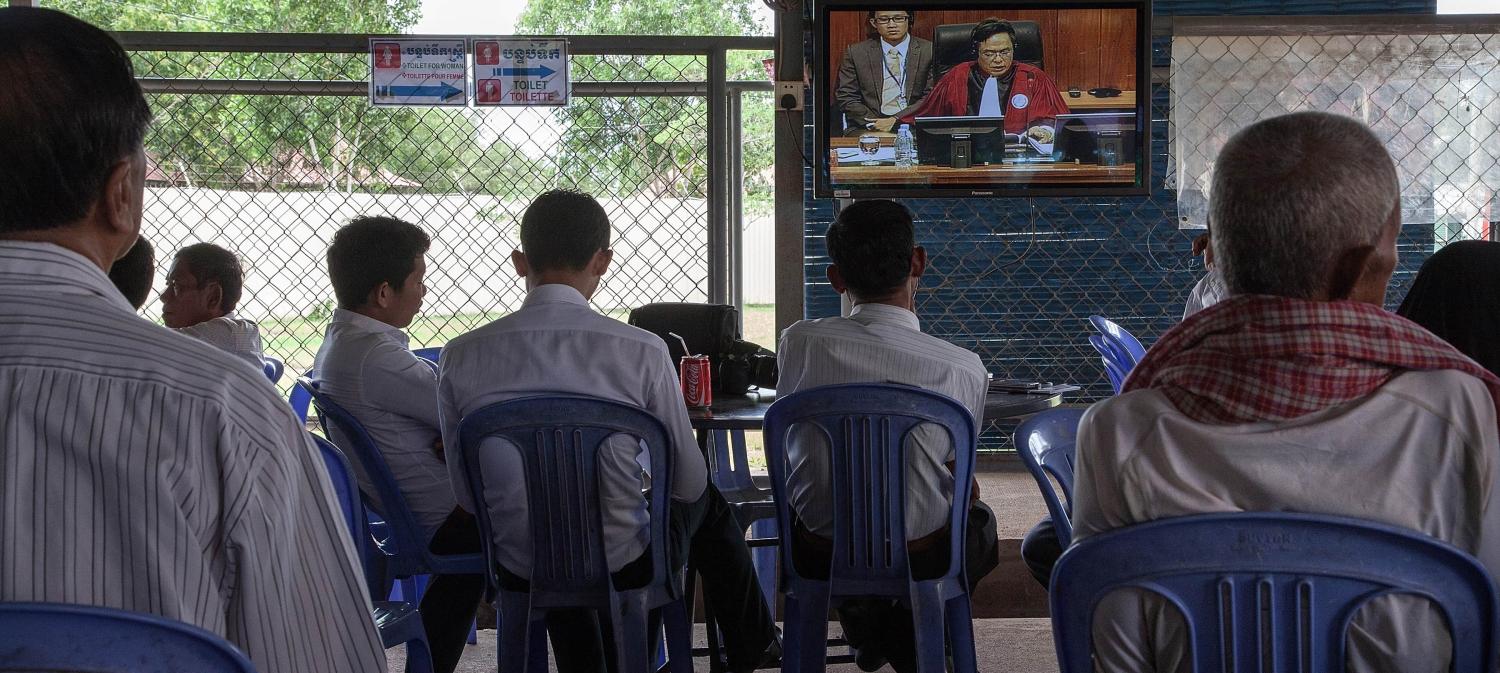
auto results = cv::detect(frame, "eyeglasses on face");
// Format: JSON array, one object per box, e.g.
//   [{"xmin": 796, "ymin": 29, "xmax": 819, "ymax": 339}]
[
  {"xmin": 871, "ymin": 15, "xmax": 909, "ymax": 25},
  {"xmin": 979, "ymin": 48, "xmax": 1014, "ymax": 59}
]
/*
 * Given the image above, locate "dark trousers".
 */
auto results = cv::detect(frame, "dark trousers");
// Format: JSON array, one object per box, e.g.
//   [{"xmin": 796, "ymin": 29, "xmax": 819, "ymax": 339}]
[
  {"xmin": 1020, "ymin": 516, "xmax": 1063, "ymax": 590},
  {"xmin": 497, "ymin": 484, "xmax": 778, "ymax": 673},
  {"xmin": 791, "ymin": 501, "xmax": 1001, "ymax": 673},
  {"xmin": 420, "ymin": 509, "xmax": 486, "ymax": 673}
]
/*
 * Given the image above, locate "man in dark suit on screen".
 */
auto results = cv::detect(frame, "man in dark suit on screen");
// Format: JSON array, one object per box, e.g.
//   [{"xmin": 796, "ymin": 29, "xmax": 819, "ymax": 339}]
[{"xmin": 835, "ymin": 9, "xmax": 935, "ymax": 136}]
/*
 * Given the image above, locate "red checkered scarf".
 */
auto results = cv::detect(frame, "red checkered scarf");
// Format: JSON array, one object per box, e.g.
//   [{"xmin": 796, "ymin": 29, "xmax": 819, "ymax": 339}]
[{"xmin": 1123, "ymin": 294, "xmax": 1500, "ymax": 427}]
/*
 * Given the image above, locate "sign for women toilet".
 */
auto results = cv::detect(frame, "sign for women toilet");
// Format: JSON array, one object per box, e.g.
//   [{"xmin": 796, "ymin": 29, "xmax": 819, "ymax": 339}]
[{"xmin": 369, "ymin": 39, "xmax": 468, "ymax": 107}]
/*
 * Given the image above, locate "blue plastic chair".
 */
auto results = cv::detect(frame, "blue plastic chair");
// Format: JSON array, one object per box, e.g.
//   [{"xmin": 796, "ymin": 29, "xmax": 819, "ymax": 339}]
[
  {"xmin": 262, "ymin": 356, "xmax": 284, "ymax": 384},
  {"xmin": 1013, "ymin": 408, "xmax": 1086, "ymax": 547},
  {"xmin": 0, "ymin": 602, "xmax": 255, "ymax": 672},
  {"xmin": 1088, "ymin": 315, "xmax": 1147, "ymax": 367},
  {"xmin": 288, "ymin": 370, "xmax": 313, "ymax": 423},
  {"xmin": 413, "ymin": 346, "xmax": 442, "ymax": 364},
  {"xmin": 313, "ymin": 433, "xmax": 436, "ymax": 673},
  {"xmin": 296, "ymin": 378, "xmax": 487, "ymax": 601},
  {"xmin": 705, "ymin": 429, "xmax": 778, "ymax": 606},
  {"xmin": 1051, "ymin": 512, "xmax": 1500, "ymax": 673},
  {"xmin": 763, "ymin": 383, "xmax": 979, "ymax": 673},
  {"xmin": 457, "ymin": 395, "xmax": 694, "ymax": 673},
  {"xmin": 1086, "ymin": 335, "xmax": 1127, "ymax": 394}
]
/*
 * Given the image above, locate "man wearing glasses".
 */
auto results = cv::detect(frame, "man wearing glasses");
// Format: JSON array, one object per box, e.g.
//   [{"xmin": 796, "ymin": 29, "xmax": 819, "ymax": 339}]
[
  {"xmin": 905, "ymin": 17, "xmax": 1070, "ymax": 142},
  {"xmin": 834, "ymin": 10, "xmax": 935, "ymax": 136}
]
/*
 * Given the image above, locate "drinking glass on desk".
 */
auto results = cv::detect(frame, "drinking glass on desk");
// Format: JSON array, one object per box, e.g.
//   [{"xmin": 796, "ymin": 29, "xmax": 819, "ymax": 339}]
[{"xmin": 858, "ymin": 134, "xmax": 881, "ymax": 165}]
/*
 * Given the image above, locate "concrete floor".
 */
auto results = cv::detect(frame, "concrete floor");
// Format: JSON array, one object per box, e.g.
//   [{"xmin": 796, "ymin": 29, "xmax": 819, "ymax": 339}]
[
  {"xmin": 391, "ymin": 468, "xmax": 1062, "ymax": 672},
  {"xmin": 388, "ymin": 619, "xmax": 1059, "ymax": 673}
]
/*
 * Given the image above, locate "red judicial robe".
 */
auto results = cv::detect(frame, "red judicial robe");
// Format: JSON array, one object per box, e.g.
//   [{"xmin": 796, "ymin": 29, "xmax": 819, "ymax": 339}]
[{"xmin": 902, "ymin": 61, "xmax": 1071, "ymax": 134}]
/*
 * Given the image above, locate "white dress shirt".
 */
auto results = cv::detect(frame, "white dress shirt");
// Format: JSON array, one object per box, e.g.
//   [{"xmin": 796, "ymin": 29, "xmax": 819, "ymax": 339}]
[
  {"xmin": 438, "ymin": 284, "xmax": 708, "ymax": 574},
  {"xmin": 1072, "ymin": 369, "xmax": 1500, "ymax": 673},
  {"xmin": 777, "ymin": 303, "xmax": 988, "ymax": 539},
  {"xmin": 314, "ymin": 308, "xmax": 455, "ymax": 539},
  {"xmin": 176, "ymin": 313, "xmax": 265, "ymax": 370},
  {"xmin": 0, "ymin": 241, "xmax": 384, "ymax": 673},
  {"xmin": 1181, "ymin": 266, "xmax": 1227, "ymax": 319}
]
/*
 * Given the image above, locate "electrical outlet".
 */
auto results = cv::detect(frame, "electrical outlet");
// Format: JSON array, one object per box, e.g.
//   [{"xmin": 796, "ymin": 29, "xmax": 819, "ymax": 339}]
[{"xmin": 775, "ymin": 81, "xmax": 803, "ymax": 111}]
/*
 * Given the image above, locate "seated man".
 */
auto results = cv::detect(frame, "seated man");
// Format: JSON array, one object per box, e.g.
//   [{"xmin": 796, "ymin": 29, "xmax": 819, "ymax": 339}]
[
  {"xmin": 313, "ymin": 216, "xmax": 482, "ymax": 673},
  {"xmin": 904, "ymin": 18, "xmax": 1070, "ymax": 141},
  {"xmin": 160, "ymin": 242, "xmax": 264, "ymax": 369},
  {"xmin": 0, "ymin": 9, "xmax": 384, "ymax": 672},
  {"xmin": 835, "ymin": 9, "xmax": 935, "ymax": 136},
  {"xmin": 108, "ymin": 236, "xmax": 153, "ymax": 310},
  {"xmin": 776, "ymin": 199, "xmax": 1000, "ymax": 673},
  {"xmin": 1182, "ymin": 231, "xmax": 1225, "ymax": 319},
  {"xmin": 438, "ymin": 189, "xmax": 779, "ymax": 673},
  {"xmin": 1072, "ymin": 111, "xmax": 1500, "ymax": 673}
]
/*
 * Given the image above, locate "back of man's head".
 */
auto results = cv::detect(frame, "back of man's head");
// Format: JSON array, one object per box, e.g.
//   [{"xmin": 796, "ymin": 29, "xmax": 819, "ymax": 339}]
[
  {"xmin": 826, "ymin": 199, "xmax": 916, "ymax": 300},
  {"xmin": 109, "ymin": 237, "xmax": 155, "ymax": 309},
  {"xmin": 173, "ymin": 243, "xmax": 244, "ymax": 314},
  {"xmin": 1211, "ymin": 111, "xmax": 1399, "ymax": 299},
  {"xmin": 519, "ymin": 189, "xmax": 611, "ymax": 274},
  {"xmin": 0, "ymin": 8, "xmax": 152, "ymax": 233},
  {"xmin": 327, "ymin": 216, "xmax": 431, "ymax": 310}
]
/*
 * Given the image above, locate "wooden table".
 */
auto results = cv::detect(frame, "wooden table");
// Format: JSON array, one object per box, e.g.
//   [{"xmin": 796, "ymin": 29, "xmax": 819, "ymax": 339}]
[
  {"xmin": 828, "ymin": 137, "xmax": 1134, "ymax": 185},
  {"xmin": 1063, "ymin": 89, "xmax": 1136, "ymax": 110}
]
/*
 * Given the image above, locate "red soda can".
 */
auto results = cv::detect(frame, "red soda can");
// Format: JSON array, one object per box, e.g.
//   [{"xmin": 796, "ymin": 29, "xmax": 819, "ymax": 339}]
[{"xmin": 679, "ymin": 355, "xmax": 713, "ymax": 408}]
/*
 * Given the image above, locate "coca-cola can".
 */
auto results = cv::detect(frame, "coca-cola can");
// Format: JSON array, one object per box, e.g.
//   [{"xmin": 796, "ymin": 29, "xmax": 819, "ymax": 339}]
[{"xmin": 679, "ymin": 355, "xmax": 712, "ymax": 408}]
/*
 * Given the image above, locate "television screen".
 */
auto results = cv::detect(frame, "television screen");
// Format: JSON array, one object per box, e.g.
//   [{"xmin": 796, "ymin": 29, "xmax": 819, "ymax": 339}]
[{"xmin": 815, "ymin": 1, "xmax": 1151, "ymax": 198}]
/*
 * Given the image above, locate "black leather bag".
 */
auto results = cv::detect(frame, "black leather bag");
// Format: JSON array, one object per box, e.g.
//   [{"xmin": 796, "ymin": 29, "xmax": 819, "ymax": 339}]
[{"xmin": 627, "ymin": 302, "xmax": 777, "ymax": 395}]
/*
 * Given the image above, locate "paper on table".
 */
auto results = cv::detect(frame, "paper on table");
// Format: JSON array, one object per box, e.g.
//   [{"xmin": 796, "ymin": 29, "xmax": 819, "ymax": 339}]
[{"xmin": 835, "ymin": 146, "xmax": 898, "ymax": 163}]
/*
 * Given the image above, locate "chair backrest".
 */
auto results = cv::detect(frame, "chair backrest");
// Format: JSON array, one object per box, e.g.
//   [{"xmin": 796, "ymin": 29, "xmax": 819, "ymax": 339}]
[
  {"xmin": 1051, "ymin": 513, "xmax": 1500, "ymax": 673},
  {"xmin": 0, "ymin": 602, "xmax": 256, "ymax": 672},
  {"xmin": 933, "ymin": 20, "xmax": 1044, "ymax": 74},
  {"xmin": 314, "ymin": 434, "xmax": 365, "ymax": 553},
  {"xmin": 1087, "ymin": 335, "xmax": 1128, "ymax": 393},
  {"xmin": 1088, "ymin": 315, "xmax": 1147, "ymax": 366},
  {"xmin": 297, "ymin": 376, "xmax": 432, "ymax": 578},
  {"xmin": 1013, "ymin": 408, "xmax": 1085, "ymax": 546},
  {"xmin": 457, "ymin": 395, "xmax": 674, "ymax": 607},
  {"xmin": 263, "ymin": 356, "xmax": 284, "ymax": 384},
  {"xmin": 411, "ymin": 346, "xmax": 441, "ymax": 365},
  {"xmin": 763, "ymin": 383, "xmax": 976, "ymax": 595}
]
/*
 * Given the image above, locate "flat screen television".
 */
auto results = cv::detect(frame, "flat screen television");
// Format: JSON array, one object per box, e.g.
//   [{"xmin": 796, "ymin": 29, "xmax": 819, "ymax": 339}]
[{"xmin": 815, "ymin": 0, "xmax": 1152, "ymax": 198}]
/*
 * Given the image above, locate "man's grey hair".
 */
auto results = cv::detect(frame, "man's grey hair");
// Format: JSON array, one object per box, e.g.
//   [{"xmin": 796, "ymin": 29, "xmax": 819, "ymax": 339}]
[{"xmin": 1210, "ymin": 111, "xmax": 1399, "ymax": 299}]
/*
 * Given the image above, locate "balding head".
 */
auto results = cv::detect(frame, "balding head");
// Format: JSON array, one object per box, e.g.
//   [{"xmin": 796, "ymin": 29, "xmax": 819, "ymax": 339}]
[{"xmin": 1211, "ymin": 111, "xmax": 1400, "ymax": 303}]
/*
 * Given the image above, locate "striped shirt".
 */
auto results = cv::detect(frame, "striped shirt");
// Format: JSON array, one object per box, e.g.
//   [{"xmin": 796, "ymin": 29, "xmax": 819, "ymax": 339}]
[
  {"xmin": 777, "ymin": 302, "xmax": 988, "ymax": 538},
  {"xmin": 176, "ymin": 313, "xmax": 265, "ymax": 370},
  {"xmin": 0, "ymin": 241, "xmax": 386, "ymax": 673}
]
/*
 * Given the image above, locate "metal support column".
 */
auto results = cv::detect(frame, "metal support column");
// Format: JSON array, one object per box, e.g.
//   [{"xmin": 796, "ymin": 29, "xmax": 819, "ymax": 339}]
[
  {"xmin": 706, "ymin": 46, "xmax": 730, "ymax": 306},
  {"xmin": 774, "ymin": 5, "xmax": 808, "ymax": 334}
]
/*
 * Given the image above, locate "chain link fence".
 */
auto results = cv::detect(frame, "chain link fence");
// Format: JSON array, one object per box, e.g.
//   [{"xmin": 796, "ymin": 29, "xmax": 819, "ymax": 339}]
[
  {"xmin": 1169, "ymin": 16, "xmax": 1500, "ymax": 240},
  {"xmin": 121, "ymin": 34, "xmax": 773, "ymax": 390}
]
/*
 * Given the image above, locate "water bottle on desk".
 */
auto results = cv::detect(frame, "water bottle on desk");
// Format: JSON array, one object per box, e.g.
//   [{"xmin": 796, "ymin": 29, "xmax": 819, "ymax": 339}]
[{"xmin": 895, "ymin": 124, "xmax": 916, "ymax": 168}]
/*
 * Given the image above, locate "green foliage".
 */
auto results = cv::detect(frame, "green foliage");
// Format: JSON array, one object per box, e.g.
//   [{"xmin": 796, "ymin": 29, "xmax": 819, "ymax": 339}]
[{"xmin": 518, "ymin": 0, "xmax": 774, "ymax": 199}]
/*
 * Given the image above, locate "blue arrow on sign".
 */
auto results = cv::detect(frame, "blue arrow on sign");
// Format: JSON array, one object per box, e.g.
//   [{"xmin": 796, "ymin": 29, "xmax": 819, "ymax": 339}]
[
  {"xmin": 385, "ymin": 81, "xmax": 464, "ymax": 101},
  {"xmin": 493, "ymin": 64, "xmax": 557, "ymax": 78}
]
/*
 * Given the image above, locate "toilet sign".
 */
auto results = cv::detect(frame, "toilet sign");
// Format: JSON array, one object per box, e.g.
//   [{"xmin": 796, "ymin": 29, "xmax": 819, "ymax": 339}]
[
  {"xmin": 470, "ymin": 38, "xmax": 569, "ymax": 107},
  {"xmin": 369, "ymin": 39, "xmax": 468, "ymax": 107}
]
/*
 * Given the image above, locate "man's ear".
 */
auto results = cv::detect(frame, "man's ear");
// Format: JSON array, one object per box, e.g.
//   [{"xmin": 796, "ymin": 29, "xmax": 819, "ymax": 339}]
[
  {"xmin": 369, "ymin": 281, "xmax": 394, "ymax": 309},
  {"xmin": 101, "ymin": 157, "xmax": 142, "ymax": 247},
  {"xmin": 911, "ymin": 245, "xmax": 927, "ymax": 279},
  {"xmin": 203, "ymin": 282, "xmax": 225, "ymax": 314},
  {"xmin": 827, "ymin": 264, "xmax": 848, "ymax": 294},
  {"xmin": 589, "ymin": 248, "xmax": 613, "ymax": 276},
  {"xmin": 1326, "ymin": 244, "xmax": 1376, "ymax": 302},
  {"xmin": 511, "ymin": 250, "xmax": 529, "ymax": 278}
]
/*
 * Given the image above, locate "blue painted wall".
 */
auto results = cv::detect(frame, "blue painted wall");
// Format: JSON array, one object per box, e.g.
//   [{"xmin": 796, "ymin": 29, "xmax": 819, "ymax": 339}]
[{"xmin": 802, "ymin": 0, "xmax": 1439, "ymax": 448}]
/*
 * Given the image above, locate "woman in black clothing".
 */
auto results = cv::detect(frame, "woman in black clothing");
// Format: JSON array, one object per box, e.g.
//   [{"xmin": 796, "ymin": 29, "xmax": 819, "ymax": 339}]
[{"xmin": 1398, "ymin": 239, "xmax": 1500, "ymax": 376}]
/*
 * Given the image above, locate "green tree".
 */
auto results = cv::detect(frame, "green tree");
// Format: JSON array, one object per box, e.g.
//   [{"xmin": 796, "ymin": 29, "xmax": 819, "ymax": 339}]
[
  {"xmin": 517, "ymin": 0, "xmax": 773, "ymax": 200},
  {"xmin": 42, "ymin": 0, "xmax": 488, "ymax": 193}
]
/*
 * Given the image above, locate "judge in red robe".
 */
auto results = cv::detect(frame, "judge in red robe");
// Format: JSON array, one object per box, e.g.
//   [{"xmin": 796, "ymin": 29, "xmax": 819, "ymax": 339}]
[{"xmin": 902, "ymin": 18, "xmax": 1071, "ymax": 140}]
